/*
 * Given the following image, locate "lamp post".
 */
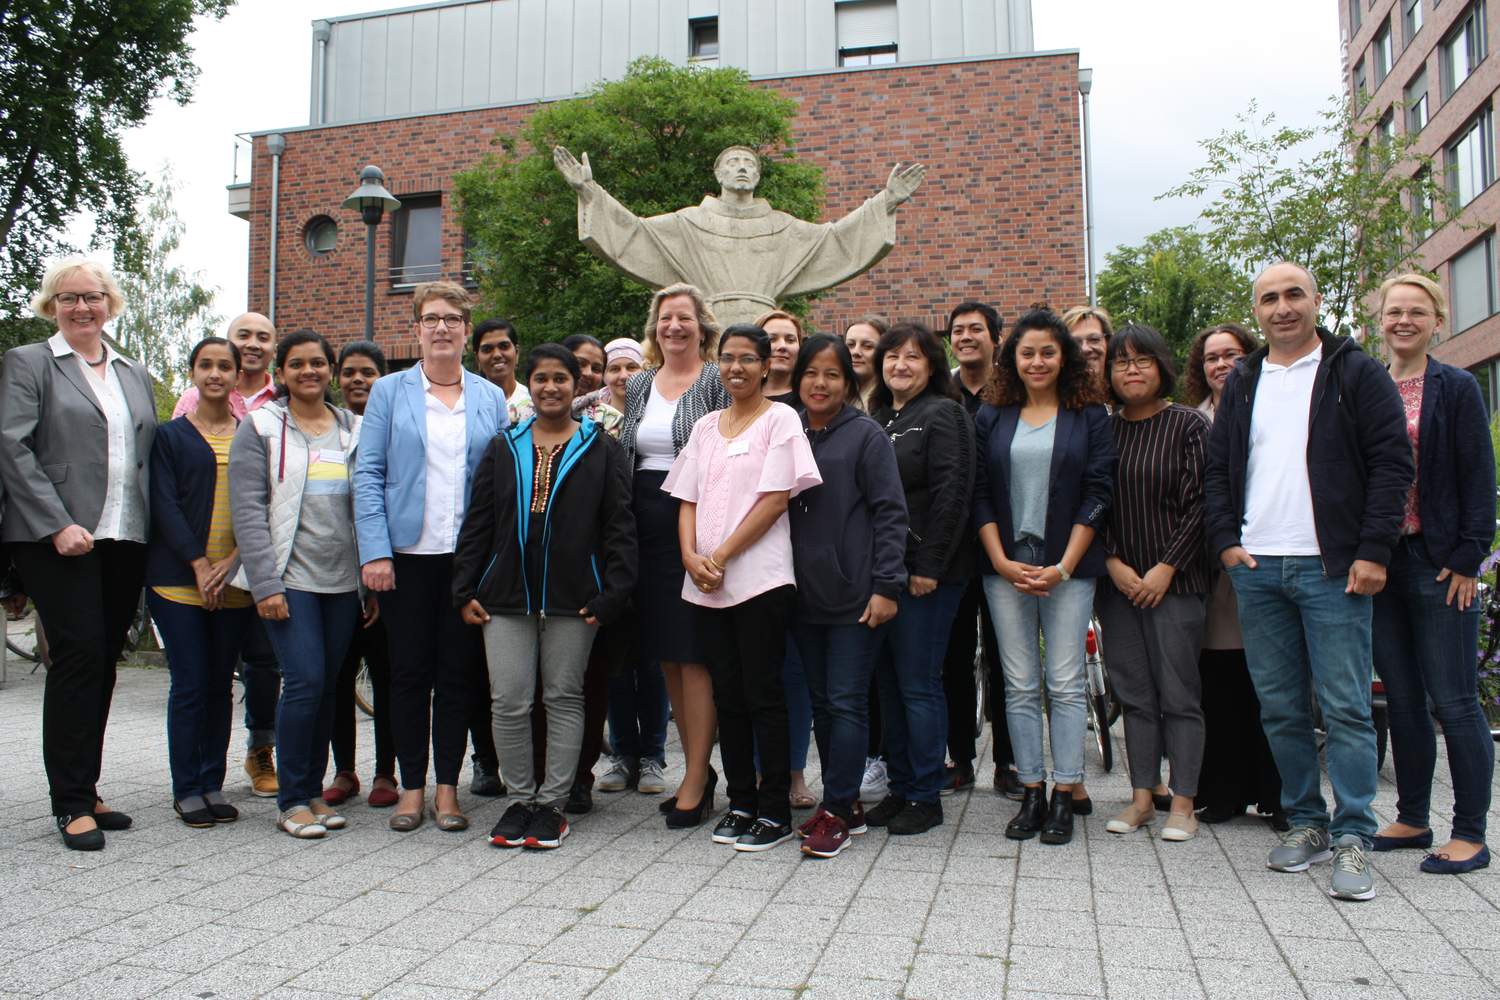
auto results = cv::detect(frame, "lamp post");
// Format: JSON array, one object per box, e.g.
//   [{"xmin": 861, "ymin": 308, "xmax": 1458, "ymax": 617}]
[
  {"xmin": 1078, "ymin": 68, "xmax": 1096, "ymax": 306},
  {"xmin": 341, "ymin": 165, "xmax": 400, "ymax": 342}
]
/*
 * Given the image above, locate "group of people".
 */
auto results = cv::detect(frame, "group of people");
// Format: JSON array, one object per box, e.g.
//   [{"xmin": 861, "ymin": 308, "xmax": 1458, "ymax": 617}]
[{"xmin": 0, "ymin": 256, "xmax": 1492, "ymax": 902}]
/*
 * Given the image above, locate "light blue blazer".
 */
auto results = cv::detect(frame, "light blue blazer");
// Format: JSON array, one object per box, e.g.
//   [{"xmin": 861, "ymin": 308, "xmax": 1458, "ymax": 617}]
[{"xmin": 353, "ymin": 366, "xmax": 509, "ymax": 564}]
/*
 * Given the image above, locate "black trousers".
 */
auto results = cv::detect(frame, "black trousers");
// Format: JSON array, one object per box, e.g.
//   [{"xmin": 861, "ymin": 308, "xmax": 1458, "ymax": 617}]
[
  {"xmin": 13, "ymin": 540, "xmax": 146, "ymax": 817},
  {"xmin": 700, "ymin": 586, "xmax": 794, "ymax": 824},
  {"xmin": 381, "ymin": 553, "xmax": 488, "ymax": 788},
  {"xmin": 941, "ymin": 577, "xmax": 1011, "ymax": 770},
  {"xmin": 332, "ymin": 615, "xmax": 394, "ymax": 778},
  {"xmin": 1197, "ymin": 647, "xmax": 1282, "ymax": 814}
]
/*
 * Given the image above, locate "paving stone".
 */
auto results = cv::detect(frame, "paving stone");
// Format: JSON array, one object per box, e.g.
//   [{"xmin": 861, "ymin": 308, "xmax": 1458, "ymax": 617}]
[
  {"xmin": 813, "ymin": 931, "xmax": 917, "ymax": 981},
  {"xmin": 903, "ymin": 952, "xmax": 1009, "ymax": 1000},
  {"xmin": 40, "ymin": 964, "xmax": 186, "ymax": 999},
  {"xmin": 1097, "ymin": 922, "xmax": 1191, "ymax": 971},
  {"xmin": 285, "ymin": 942, "xmax": 429, "ymax": 994},
  {"xmin": 586, "ymin": 957, "xmax": 712, "ymax": 1000},
  {"xmin": 635, "ymin": 918, "xmax": 744, "ymax": 966},
  {"xmin": 1102, "ymin": 965, "xmax": 1207, "ymax": 1000},
  {"xmin": 712, "ymin": 937, "xmax": 819, "ymax": 990},
  {"xmin": 530, "ymin": 923, "xmax": 648, "ymax": 970},
  {"xmin": 1005, "ymin": 944, "xmax": 1105, "ymax": 995},
  {"xmin": 474, "ymin": 960, "xmax": 606, "ymax": 999},
  {"xmin": 403, "ymin": 940, "xmax": 533, "ymax": 990}
]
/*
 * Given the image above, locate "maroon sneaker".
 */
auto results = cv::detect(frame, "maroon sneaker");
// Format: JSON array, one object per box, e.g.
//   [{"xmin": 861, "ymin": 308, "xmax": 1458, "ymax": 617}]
[
  {"xmin": 801, "ymin": 811, "xmax": 852, "ymax": 858},
  {"xmin": 797, "ymin": 807, "xmax": 831, "ymax": 840},
  {"xmin": 848, "ymin": 801, "xmax": 868, "ymax": 835}
]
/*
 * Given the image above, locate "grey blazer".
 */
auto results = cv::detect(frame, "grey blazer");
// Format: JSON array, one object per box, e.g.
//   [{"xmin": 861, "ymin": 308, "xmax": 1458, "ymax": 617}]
[{"xmin": 0, "ymin": 340, "xmax": 156, "ymax": 544}]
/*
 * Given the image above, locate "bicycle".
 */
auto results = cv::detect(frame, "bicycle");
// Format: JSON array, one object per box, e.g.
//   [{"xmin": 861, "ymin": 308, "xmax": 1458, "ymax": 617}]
[
  {"xmin": 1083, "ymin": 617, "xmax": 1121, "ymax": 771},
  {"xmin": 6, "ymin": 590, "xmax": 158, "ymax": 672}
]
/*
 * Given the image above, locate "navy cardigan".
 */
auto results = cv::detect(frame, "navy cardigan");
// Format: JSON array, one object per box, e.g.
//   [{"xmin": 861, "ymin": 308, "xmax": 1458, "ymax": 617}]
[
  {"xmin": 146, "ymin": 417, "xmax": 236, "ymax": 588},
  {"xmin": 1408, "ymin": 357, "xmax": 1496, "ymax": 577},
  {"xmin": 973, "ymin": 403, "xmax": 1115, "ymax": 578}
]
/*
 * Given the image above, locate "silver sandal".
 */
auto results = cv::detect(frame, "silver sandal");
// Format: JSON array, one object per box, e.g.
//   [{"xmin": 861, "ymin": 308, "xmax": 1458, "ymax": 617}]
[
  {"xmin": 276, "ymin": 807, "xmax": 327, "ymax": 839},
  {"xmin": 308, "ymin": 798, "xmax": 347, "ymax": 830}
]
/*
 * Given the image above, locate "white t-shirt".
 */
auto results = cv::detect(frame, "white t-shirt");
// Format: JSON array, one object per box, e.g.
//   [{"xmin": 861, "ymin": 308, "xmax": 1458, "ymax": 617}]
[
  {"xmin": 636, "ymin": 383, "xmax": 678, "ymax": 472},
  {"xmin": 1242, "ymin": 346, "xmax": 1322, "ymax": 556},
  {"xmin": 397, "ymin": 365, "xmax": 467, "ymax": 555}
]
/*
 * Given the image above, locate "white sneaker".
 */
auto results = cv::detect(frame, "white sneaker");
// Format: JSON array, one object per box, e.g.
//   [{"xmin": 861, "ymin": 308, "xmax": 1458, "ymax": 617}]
[
  {"xmin": 595, "ymin": 756, "xmax": 635, "ymax": 793},
  {"xmin": 637, "ymin": 757, "xmax": 667, "ymax": 795},
  {"xmin": 859, "ymin": 757, "xmax": 888, "ymax": 804}
]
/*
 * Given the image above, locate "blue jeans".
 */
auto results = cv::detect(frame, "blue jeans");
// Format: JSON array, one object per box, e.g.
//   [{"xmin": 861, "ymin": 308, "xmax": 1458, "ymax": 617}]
[
  {"xmin": 147, "ymin": 593, "xmax": 254, "ymax": 801},
  {"xmin": 1373, "ymin": 536, "xmax": 1494, "ymax": 844},
  {"xmin": 877, "ymin": 584, "xmax": 963, "ymax": 803},
  {"xmin": 240, "ymin": 618, "xmax": 280, "ymax": 750},
  {"xmin": 982, "ymin": 545, "xmax": 1094, "ymax": 786},
  {"xmin": 263, "ymin": 589, "xmax": 361, "ymax": 811},
  {"xmin": 784, "ymin": 642, "xmax": 813, "ymax": 772},
  {"xmin": 793, "ymin": 619, "xmax": 886, "ymax": 810},
  {"xmin": 1228, "ymin": 556, "xmax": 1378, "ymax": 845}
]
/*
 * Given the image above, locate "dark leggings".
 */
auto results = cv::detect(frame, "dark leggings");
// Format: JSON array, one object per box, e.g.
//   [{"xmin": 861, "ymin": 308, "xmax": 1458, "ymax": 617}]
[{"xmin": 332, "ymin": 616, "xmax": 394, "ymax": 778}]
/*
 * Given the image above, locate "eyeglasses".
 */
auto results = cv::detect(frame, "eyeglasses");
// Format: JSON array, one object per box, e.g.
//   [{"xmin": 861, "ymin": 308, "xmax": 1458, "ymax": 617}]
[
  {"xmin": 1382, "ymin": 307, "xmax": 1434, "ymax": 322},
  {"xmin": 419, "ymin": 314, "xmax": 466, "ymax": 331},
  {"xmin": 55, "ymin": 292, "xmax": 106, "ymax": 307},
  {"xmin": 1111, "ymin": 355, "xmax": 1157, "ymax": 372},
  {"xmin": 717, "ymin": 353, "xmax": 763, "ymax": 367},
  {"xmin": 1203, "ymin": 350, "xmax": 1245, "ymax": 366}
]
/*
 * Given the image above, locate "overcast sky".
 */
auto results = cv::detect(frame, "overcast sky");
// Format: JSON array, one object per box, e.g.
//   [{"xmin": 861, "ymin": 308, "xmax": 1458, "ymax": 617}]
[{"xmin": 109, "ymin": 0, "xmax": 1345, "ymax": 325}]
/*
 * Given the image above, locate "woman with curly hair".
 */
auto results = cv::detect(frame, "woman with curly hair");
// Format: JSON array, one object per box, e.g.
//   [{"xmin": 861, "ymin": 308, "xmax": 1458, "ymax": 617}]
[{"xmin": 974, "ymin": 309, "xmax": 1114, "ymax": 846}]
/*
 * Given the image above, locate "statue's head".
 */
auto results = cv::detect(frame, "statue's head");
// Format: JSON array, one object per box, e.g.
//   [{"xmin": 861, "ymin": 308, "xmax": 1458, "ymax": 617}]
[{"xmin": 714, "ymin": 146, "xmax": 761, "ymax": 195}]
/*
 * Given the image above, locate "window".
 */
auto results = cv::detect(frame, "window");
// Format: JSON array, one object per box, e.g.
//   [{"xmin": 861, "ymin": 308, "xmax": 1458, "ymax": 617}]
[
  {"xmin": 689, "ymin": 17, "xmax": 719, "ymax": 65},
  {"xmin": 1374, "ymin": 21, "xmax": 1393, "ymax": 83},
  {"xmin": 1452, "ymin": 234, "xmax": 1497, "ymax": 331},
  {"xmin": 1446, "ymin": 105, "xmax": 1494, "ymax": 207},
  {"xmin": 1350, "ymin": 0, "xmax": 1362, "ymax": 31},
  {"xmin": 837, "ymin": 0, "xmax": 897, "ymax": 66},
  {"xmin": 1403, "ymin": 0, "xmax": 1424, "ymax": 46},
  {"xmin": 389, "ymin": 194, "xmax": 442, "ymax": 286},
  {"xmin": 1354, "ymin": 58, "xmax": 1369, "ymax": 107},
  {"xmin": 1441, "ymin": 2, "xmax": 1487, "ymax": 100},
  {"xmin": 1469, "ymin": 359, "xmax": 1497, "ymax": 413},
  {"xmin": 1405, "ymin": 66, "xmax": 1429, "ymax": 132},
  {"xmin": 1412, "ymin": 165, "xmax": 1435, "ymax": 240},
  {"xmin": 1377, "ymin": 107, "xmax": 1396, "ymax": 162},
  {"xmin": 303, "ymin": 215, "xmax": 337, "ymax": 256}
]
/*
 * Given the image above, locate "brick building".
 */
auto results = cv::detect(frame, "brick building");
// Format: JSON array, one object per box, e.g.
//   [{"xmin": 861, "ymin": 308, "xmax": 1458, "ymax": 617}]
[
  {"xmin": 1342, "ymin": 0, "xmax": 1500, "ymax": 399},
  {"xmin": 231, "ymin": 0, "xmax": 1086, "ymax": 362}
]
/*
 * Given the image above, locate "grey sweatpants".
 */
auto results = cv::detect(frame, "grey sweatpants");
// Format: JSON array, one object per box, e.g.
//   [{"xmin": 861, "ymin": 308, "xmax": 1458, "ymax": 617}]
[
  {"xmin": 482, "ymin": 615, "xmax": 596, "ymax": 808},
  {"xmin": 1096, "ymin": 587, "xmax": 1207, "ymax": 797}
]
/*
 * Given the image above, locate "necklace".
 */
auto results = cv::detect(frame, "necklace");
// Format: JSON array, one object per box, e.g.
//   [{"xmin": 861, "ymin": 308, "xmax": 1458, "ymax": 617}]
[
  {"xmin": 85, "ymin": 354, "xmax": 107, "ymax": 367},
  {"xmin": 721, "ymin": 399, "xmax": 769, "ymax": 439},
  {"xmin": 424, "ymin": 363, "xmax": 462, "ymax": 387}
]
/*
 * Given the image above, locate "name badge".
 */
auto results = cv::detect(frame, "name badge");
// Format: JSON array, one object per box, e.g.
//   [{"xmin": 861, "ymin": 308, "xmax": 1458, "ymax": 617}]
[
  {"xmin": 725, "ymin": 440, "xmax": 751, "ymax": 457},
  {"xmin": 320, "ymin": 449, "xmax": 346, "ymax": 465}
]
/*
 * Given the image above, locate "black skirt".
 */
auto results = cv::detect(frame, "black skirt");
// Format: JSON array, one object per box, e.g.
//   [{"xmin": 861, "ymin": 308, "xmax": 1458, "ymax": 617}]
[{"xmin": 633, "ymin": 469, "xmax": 705, "ymax": 664}]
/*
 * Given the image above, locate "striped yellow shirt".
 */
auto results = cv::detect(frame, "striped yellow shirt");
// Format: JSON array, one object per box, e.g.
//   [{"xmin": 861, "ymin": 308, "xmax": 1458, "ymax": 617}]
[{"xmin": 152, "ymin": 432, "xmax": 252, "ymax": 609}]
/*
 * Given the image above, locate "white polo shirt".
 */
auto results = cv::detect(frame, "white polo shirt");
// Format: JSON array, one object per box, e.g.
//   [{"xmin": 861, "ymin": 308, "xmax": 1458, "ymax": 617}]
[{"xmin": 1242, "ymin": 345, "xmax": 1322, "ymax": 556}]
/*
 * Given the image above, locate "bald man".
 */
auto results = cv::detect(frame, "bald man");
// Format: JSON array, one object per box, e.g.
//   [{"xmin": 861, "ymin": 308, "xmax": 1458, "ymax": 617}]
[
  {"xmin": 172, "ymin": 312, "xmax": 277, "ymax": 418},
  {"xmin": 1204, "ymin": 261, "xmax": 1412, "ymax": 902}
]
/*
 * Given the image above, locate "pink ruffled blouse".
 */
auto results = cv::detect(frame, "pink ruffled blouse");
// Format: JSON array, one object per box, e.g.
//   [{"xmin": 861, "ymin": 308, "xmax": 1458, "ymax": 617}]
[{"xmin": 663, "ymin": 402, "xmax": 821, "ymax": 608}]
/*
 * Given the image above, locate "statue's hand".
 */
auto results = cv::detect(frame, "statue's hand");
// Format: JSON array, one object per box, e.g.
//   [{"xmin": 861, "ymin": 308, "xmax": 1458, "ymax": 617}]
[
  {"xmin": 885, "ymin": 162, "xmax": 926, "ymax": 208},
  {"xmin": 553, "ymin": 146, "xmax": 593, "ymax": 192}
]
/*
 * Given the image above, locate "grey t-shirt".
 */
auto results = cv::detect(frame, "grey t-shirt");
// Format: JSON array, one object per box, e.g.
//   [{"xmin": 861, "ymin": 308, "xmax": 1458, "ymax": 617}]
[
  {"xmin": 1009, "ymin": 416, "xmax": 1056, "ymax": 543},
  {"xmin": 284, "ymin": 423, "xmax": 359, "ymax": 594}
]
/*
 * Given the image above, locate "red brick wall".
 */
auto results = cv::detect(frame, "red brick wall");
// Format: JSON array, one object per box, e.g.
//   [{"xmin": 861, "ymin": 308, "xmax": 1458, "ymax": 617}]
[{"xmin": 246, "ymin": 53, "xmax": 1084, "ymax": 361}]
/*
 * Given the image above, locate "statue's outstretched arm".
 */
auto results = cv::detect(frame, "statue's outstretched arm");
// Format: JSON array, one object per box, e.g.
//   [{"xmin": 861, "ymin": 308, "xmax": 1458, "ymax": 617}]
[
  {"xmin": 553, "ymin": 146, "xmax": 595, "ymax": 194},
  {"xmin": 883, "ymin": 163, "xmax": 926, "ymax": 212}
]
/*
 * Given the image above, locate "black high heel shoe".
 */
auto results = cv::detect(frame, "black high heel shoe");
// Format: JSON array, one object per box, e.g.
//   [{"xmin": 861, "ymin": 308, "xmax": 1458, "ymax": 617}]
[
  {"xmin": 57, "ymin": 814, "xmax": 105, "ymax": 852},
  {"xmin": 1005, "ymin": 783, "xmax": 1047, "ymax": 840},
  {"xmin": 665, "ymin": 769, "xmax": 718, "ymax": 829},
  {"xmin": 659, "ymin": 767, "xmax": 716, "ymax": 815}
]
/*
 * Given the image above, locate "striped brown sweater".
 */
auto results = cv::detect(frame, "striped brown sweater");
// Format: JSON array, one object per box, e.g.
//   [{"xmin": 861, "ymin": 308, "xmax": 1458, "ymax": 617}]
[{"xmin": 1104, "ymin": 403, "xmax": 1211, "ymax": 595}]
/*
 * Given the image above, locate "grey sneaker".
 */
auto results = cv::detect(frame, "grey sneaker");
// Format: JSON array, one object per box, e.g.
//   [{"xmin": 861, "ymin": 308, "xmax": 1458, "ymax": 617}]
[
  {"xmin": 1328, "ymin": 835, "xmax": 1376, "ymax": 901},
  {"xmin": 859, "ymin": 757, "xmax": 889, "ymax": 804},
  {"xmin": 1267, "ymin": 826, "xmax": 1333, "ymax": 872},
  {"xmin": 637, "ymin": 758, "xmax": 667, "ymax": 795},
  {"xmin": 595, "ymin": 756, "xmax": 635, "ymax": 793}
]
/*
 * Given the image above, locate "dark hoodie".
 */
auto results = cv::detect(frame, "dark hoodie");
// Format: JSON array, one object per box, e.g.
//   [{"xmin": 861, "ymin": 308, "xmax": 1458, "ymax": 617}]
[
  {"xmin": 1204, "ymin": 328, "xmax": 1413, "ymax": 577},
  {"xmin": 790, "ymin": 404, "xmax": 909, "ymax": 623}
]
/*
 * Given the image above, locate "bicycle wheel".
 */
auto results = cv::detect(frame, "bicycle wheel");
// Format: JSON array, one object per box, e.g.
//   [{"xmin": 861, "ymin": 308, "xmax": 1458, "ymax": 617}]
[
  {"xmin": 1084, "ymin": 624, "xmax": 1114, "ymax": 772},
  {"xmin": 6, "ymin": 608, "xmax": 43, "ymax": 666},
  {"xmin": 353, "ymin": 661, "xmax": 375, "ymax": 718}
]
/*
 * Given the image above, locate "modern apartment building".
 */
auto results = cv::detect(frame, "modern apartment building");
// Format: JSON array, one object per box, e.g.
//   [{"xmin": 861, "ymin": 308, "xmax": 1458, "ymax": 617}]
[
  {"xmin": 1342, "ymin": 0, "xmax": 1500, "ymax": 400},
  {"xmin": 230, "ymin": 0, "xmax": 1088, "ymax": 360}
]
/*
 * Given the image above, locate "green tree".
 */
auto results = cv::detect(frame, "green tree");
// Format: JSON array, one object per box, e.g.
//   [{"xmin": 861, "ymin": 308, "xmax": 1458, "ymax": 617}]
[
  {"xmin": 454, "ymin": 57, "xmax": 824, "ymax": 346},
  {"xmin": 0, "ymin": 0, "xmax": 233, "ymax": 315},
  {"xmin": 111, "ymin": 168, "xmax": 219, "ymax": 406},
  {"xmin": 1096, "ymin": 226, "xmax": 1252, "ymax": 358},
  {"xmin": 1162, "ymin": 97, "xmax": 1447, "ymax": 333}
]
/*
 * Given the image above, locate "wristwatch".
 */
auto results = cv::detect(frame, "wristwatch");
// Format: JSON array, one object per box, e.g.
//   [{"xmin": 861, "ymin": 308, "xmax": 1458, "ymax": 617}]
[{"xmin": 1054, "ymin": 564, "xmax": 1071, "ymax": 582}]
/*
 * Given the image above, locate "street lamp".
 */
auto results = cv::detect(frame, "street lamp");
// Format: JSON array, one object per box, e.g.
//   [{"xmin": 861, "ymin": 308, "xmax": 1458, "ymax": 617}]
[
  {"xmin": 341, "ymin": 164, "xmax": 400, "ymax": 342},
  {"xmin": 1078, "ymin": 68, "xmax": 1096, "ymax": 306}
]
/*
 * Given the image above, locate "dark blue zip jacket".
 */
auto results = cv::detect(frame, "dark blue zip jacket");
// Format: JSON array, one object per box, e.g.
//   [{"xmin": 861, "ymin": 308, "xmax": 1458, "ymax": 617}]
[
  {"xmin": 451, "ymin": 415, "xmax": 636, "ymax": 623},
  {"xmin": 1204, "ymin": 329, "xmax": 1414, "ymax": 576},
  {"xmin": 146, "ymin": 416, "xmax": 238, "ymax": 588},
  {"xmin": 1403, "ymin": 356, "xmax": 1495, "ymax": 576},
  {"xmin": 789, "ymin": 404, "xmax": 909, "ymax": 623}
]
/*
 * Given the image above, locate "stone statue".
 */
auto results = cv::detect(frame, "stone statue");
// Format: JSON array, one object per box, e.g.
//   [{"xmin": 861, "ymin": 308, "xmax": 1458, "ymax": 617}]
[{"xmin": 552, "ymin": 144, "xmax": 925, "ymax": 327}]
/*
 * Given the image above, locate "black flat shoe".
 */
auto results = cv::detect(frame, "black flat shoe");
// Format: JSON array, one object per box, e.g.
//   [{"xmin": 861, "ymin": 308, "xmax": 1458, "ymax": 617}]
[
  {"xmin": 566, "ymin": 781, "xmax": 594, "ymax": 816},
  {"xmin": 1039, "ymin": 789, "xmax": 1075, "ymax": 845},
  {"xmin": 92, "ymin": 809, "xmax": 132, "ymax": 831},
  {"xmin": 56, "ymin": 814, "xmax": 104, "ymax": 852},
  {"xmin": 204, "ymin": 795, "xmax": 239, "ymax": 823},
  {"xmin": 1152, "ymin": 793, "xmax": 1172, "ymax": 812},
  {"xmin": 1005, "ymin": 784, "xmax": 1048, "ymax": 840},
  {"xmin": 1373, "ymin": 829, "xmax": 1433, "ymax": 851},
  {"xmin": 1069, "ymin": 795, "xmax": 1093, "ymax": 816},
  {"xmin": 1196, "ymin": 803, "xmax": 1245, "ymax": 825},
  {"xmin": 994, "ymin": 768, "xmax": 1025, "ymax": 801},
  {"xmin": 174, "ymin": 800, "xmax": 215, "ymax": 829}
]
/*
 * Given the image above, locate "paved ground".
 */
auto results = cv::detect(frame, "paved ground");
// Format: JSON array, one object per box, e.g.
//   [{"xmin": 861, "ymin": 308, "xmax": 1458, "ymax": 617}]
[{"xmin": 0, "ymin": 661, "xmax": 1498, "ymax": 1000}]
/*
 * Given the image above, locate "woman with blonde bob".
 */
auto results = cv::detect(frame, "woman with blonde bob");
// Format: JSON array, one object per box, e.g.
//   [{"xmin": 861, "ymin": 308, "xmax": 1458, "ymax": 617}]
[
  {"xmin": 0, "ymin": 259, "xmax": 156, "ymax": 851},
  {"xmin": 756, "ymin": 309, "xmax": 805, "ymax": 408},
  {"xmin": 1369, "ymin": 273, "xmax": 1495, "ymax": 874},
  {"xmin": 618, "ymin": 284, "xmax": 731, "ymax": 822}
]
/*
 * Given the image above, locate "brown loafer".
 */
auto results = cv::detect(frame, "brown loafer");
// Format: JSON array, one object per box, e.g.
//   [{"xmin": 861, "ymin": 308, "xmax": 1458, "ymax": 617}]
[
  {"xmin": 430, "ymin": 806, "xmax": 469, "ymax": 832},
  {"xmin": 388, "ymin": 809, "xmax": 424, "ymax": 833}
]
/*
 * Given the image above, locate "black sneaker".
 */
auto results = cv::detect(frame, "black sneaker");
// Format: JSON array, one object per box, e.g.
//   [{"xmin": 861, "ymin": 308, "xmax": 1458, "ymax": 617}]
[
  {"xmin": 888, "ymin": 800, "xmax": 943, "ymax": 836},
  {"xmin": 734, "ymin": 817, "xmax": 793, "ymax": 852},
  {"xmin": 523, "ymin": 806, "xmax": 569, "ymax": 850},
  {"xmin": 565, "ymin": 780, "xmax": 593, "ymax": 815},
  {"xmin": 940, "ymin": 765, "xmax": 975, "ymax": 797},
  {"xmin": 711, "ymin": 809, "xmax": 754, "ymax": 844},
  {"xmin": 470, "ymin": 756, "xmax": 505, "ymax": 797},
  {"xmin": 489, "ymin": 802, "xmax": 535, "ymax": 848},
  {"xmin": 864, "ymin": 794, "xmax": 906, "ymax": 828}
]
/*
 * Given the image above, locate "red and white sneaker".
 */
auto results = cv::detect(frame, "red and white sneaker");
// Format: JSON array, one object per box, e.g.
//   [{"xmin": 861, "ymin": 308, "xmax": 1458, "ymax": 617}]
[
  {"xmin": 848, "ymin": 801, "xmax": 868, "ymax": 835},
  {"xmin": 801, "ymin": 811, "xmax": 852, "ymax": 859},
  {"xmin": 796, "ymin": 807, "xmax": 831, "ymax": 840}
]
